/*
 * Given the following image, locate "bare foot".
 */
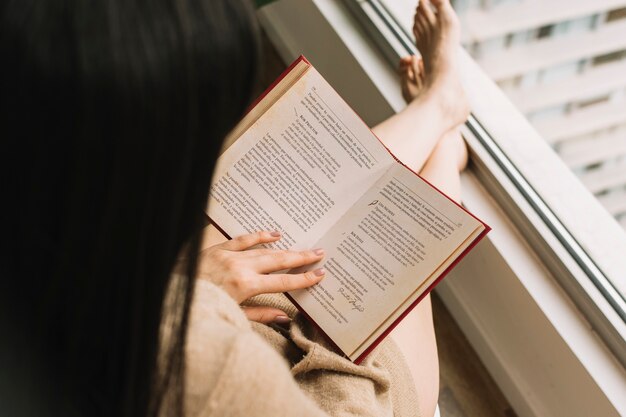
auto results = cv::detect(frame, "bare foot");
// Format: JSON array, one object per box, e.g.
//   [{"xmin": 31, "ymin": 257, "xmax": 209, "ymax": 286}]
[
  {"xmin": 412, "ymin": 0, "xmax": 469, "ymax": 129},
  {"xmin": 399, "ymin": 55, "xmax": 425, "ymax": 103}
]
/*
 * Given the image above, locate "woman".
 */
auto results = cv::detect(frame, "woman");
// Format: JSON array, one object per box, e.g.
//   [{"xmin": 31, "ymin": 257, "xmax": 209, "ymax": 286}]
[
  {"xmin": 194, "ymin": 1, "xmax": 468, "ymax": 416},
  {"xmin": 0, "ymin": 0, "xmax": 468, "ymax": 416}
]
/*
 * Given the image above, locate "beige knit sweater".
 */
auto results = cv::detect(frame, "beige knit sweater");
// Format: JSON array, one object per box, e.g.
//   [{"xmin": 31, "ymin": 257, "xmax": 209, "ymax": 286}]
[{"xmin": 184, "ymin": 279, "xmax": 421, "ymax": 417}]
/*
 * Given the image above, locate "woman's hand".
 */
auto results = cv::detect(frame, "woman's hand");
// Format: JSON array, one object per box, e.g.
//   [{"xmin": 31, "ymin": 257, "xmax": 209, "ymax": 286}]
[{"xmin": 196, "ymin": 230, "xmax": 325, "ymax": 324}]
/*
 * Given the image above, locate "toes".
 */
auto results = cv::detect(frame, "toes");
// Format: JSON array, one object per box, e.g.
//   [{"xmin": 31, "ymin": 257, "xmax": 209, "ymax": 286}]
[
  {"xmin": 398, "ymin": 56, "xmax": 411, "ymax": 76},
  {"xmin": 407, "ymin": 56, "xmax": 416, "ymax": 79},
  {"xmin": 400, "ymin": 61, "xmax": 415, "ymax": 85},
  {"xmin": 410, "ymin": 56, "xmax": 420, "ymax": 73},
  {"xmin": 418, "ymin": 0, "xmax": 437, "ymax": 26},
  {"xmin": 408, "ymin": 65, "xmax": 415, "ymax": 82},
  {"xmin": 413, "ymin": 12, "xmax": 430, "ymax": 43},
  {"xmin": 432, "ymin": 0, "xmax": 459, "ymax": 27},
  {"xmin": 398, "ymin": 56, "xmax": 411, "ymax": 70},
  {"xmin": 412, "ymin": 11, "xmax": 421, "ymax": 38},
  {"xmin": 430, "ymin": 0, "xmax": 450, "ymax": 9},
  {"xmin": 401, "ymin": 75, "xmax": 411, "ymax": 100},
  {"xmin": 411, "ymin": 56, "xmax": 423, "ymax": 86},
  {"xmin": 399, "ymin": 56, "xmax": 423, "ymax": 103}
]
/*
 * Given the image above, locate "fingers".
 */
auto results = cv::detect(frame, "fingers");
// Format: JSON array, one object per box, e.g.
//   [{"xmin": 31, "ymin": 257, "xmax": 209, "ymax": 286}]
[
  {"xmin": 243, "ymin": 306, "xmax": 291, "ymax": 324},
  {"xmin": 260, "ymin": 268, "xmax": 326, "ymax": 294},
  {"xmin": 206, "ymin": 231, "xmax": 327, "ymax": 301},
  {"xmin": 220, "ymin": 231, "xmax": 282, "ymax": 251},
  {"xmin": 252, "ymin": 248, "xmax": 325, "ymax": 273}
]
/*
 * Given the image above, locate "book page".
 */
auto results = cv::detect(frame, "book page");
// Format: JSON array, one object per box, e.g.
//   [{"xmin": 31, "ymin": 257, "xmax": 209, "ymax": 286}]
[
  {"xmin": 208, "ymin": 66, "xmax": 394, "ymax": 250},
  {"xmin": 352, "ymin": 214, "xmax": 485, "ymax": 360},
  {"xmin": 289, "ymin": 163, "xmax": 484, "ymax": 358}
]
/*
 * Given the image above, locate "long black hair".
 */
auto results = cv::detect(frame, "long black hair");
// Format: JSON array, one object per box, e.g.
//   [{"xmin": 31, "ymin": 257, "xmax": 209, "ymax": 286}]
[{"xmin": 0, "ymin": 1, "xmax": 259, "ymax": 416}]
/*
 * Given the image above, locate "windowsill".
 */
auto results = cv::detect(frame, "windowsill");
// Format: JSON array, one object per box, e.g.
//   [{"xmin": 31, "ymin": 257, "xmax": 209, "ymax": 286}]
[{"xmin": 257, "ymin": 0, "xmax": 626, "ymax": 415}]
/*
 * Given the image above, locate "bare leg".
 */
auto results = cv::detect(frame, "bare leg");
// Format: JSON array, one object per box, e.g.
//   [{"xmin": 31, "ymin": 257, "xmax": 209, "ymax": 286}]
[
  {"xmin": 390, "ymin": 295, "xmax": 439, "ymax": 417},
  {"xmin": 419, "ymin": 128, "xmax": 466, "ymax": 202},
  {"xmin": 389, "ymin": 128, "xmax": 467, "ymax": 417},
  {"xmin": 371, "ymin": 1, "xmax": 469, "ymax": 414},
  {"xmin": 372, "ymin": 87, "xmax": 455, "ymax": 173},
  {"xmin": 372, "ymin": 0, "xmax": 468, "ymax": 173}
]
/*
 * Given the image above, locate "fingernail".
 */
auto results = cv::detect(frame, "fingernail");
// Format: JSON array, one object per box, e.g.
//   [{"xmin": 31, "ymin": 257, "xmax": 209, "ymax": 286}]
[
  {"xmin": 270, "ymin": 231, "xmax": 281, "ymax": 237},
  {"xmin": 274, "ymin": 315, "xmax": 291, "ymax": 324},
  {"xmin": 313, "ymin": 248, "xmax": 324, "ymax": 256},
  {"xmin": 313, "ymin": 268, "xmax": 326, "ymax": 277}
]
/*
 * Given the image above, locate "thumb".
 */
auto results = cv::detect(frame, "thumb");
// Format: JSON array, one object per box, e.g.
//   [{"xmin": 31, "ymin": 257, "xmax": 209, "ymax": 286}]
[{"xmin": 242, "ymin": 306, "xmax": 291, "ymax": 324}]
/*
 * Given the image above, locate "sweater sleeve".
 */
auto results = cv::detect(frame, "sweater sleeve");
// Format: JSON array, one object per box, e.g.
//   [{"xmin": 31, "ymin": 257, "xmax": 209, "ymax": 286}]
[
  {"xmin": 185, "ymin": 281, "xmax": 417, "ymax": 417},
  {"xmin": 185, "ymin": 280, "xmax": 329, "ymax": 417},
  {"xmin": 247, "ymin": 294, "xmax": 421, "ymax": 417}
]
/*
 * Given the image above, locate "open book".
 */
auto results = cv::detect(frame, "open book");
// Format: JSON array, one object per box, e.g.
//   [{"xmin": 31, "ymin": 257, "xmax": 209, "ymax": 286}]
[{"xmin": 207, "ymin": 56, "xmax": 490, "ymax": 363}]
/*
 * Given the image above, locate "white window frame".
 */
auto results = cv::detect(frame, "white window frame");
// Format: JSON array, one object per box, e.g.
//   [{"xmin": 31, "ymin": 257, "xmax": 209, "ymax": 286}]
[{"xmin": 257, "ymin": 0, "xmax": 626, "ymax": 415}]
